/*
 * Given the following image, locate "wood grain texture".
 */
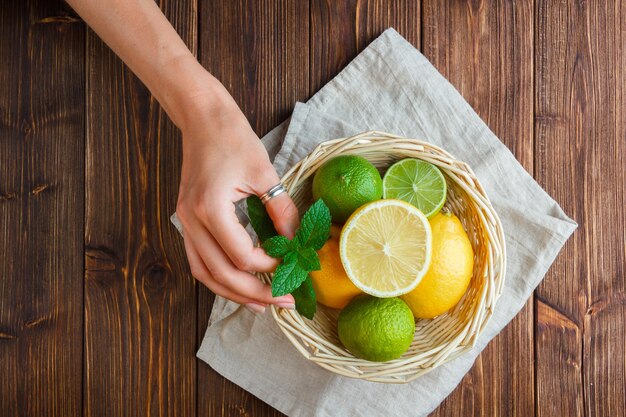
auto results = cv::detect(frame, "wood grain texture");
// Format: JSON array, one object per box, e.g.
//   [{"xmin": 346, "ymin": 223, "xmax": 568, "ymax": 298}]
[
  {"xmin": 310, "ymin": 0, "xmax": 420, "ymax": 93},
  {"xmin": 2, "ymin": 0, "xmax": 625, "ymax": 415},
  {"xmin": 199, "ymin": 0, "xmax": 310, "ymax": 137},
  {"xmin": 84, "ymin": 0, "xmax": 197, "ymax": 416},
  {"xmin": 196, "ymin": 1, "xmax": 309, "ymax": 416},
  {"xmin": 535, "ymin": 1, "xmax": 626, "ymax": 416},
  {"xmin": 535, "ymin": 299, "xmax": 584, "ymax": 416},
  {"xmin": 422, "ymin": 1, "xmax": 535, "ymax": 416},
  {"xmin": 0, "ymin": 1, "xmax": 84, "ymax": 416}
]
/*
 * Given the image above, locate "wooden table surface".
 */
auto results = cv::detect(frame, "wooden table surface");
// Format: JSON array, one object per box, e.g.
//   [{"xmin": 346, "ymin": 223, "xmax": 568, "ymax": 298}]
[{"xmin": 1, "ymin": 0, "xmax": 625, "ymax": 416}]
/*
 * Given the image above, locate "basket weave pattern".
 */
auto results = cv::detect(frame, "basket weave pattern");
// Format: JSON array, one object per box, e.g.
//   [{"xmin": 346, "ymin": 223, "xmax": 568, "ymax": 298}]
[{"xmin": 258, "ymin": 131, "xmax": 506, "ymax": 383}]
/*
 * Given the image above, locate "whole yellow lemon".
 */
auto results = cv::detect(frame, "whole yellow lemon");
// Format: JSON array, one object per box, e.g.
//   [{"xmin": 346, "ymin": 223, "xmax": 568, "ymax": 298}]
[{"xmin": 402, "ymin": 212, "xmax": 474, "ymax": 319}]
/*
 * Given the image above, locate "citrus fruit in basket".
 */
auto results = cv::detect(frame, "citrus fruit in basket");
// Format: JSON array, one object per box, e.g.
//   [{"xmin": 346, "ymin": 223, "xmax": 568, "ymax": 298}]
[
  {"xmin": 402, "ymin": 212, "xmax": 474, "ymax": 319},
  {"xmin": 309, "ymin": 225, "xmax": 363, "ymax": 309},
  {"xmin": 338, "ymin": 295, "xmax": 415, "ymax": 362},
  {"xmin": 382, "ymin": 158, "xmax": 447, "ymax": 219},
  {"xmin": 312, "ymin": 155, "xmax": 383, "ymax": 223},
  {"xmin": 339, "ymin": 199, "xmax": 432, "ymax": 298}
]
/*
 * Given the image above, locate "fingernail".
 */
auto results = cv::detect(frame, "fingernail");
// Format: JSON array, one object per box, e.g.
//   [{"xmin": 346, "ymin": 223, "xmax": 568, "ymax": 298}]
[
  {"xmin": 275, "ymin": 302, "xmax": 296, "ymax": 310},
  {"xmin": 280, "ymin": 221, "xmax": 298, "ymax": 240},
  {"xmin": 245, "ymin": 303, "xmax": 266, "ymax": 314},
  {"xmin": 288, "ymin": 221, "xmax": 299, "ymax": 239},
  {"xmin": 279, "ymin": 226, "xmax": 296, "ymax": 240},
  {"xmin": 275, "ymin": 295, "xmax": 295, "ymax": 304}
]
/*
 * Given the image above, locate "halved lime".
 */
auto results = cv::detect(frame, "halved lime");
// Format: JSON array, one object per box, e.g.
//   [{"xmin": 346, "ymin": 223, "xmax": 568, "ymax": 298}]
[{"xmin": 382, "ymin": 158, "xmax": 447, "ymax": 218}]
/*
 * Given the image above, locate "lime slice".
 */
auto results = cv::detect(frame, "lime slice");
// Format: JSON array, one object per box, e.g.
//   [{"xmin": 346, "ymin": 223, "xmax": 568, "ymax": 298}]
[{"xmin": 382, "ymin": 159, "xmax": 447, "ymax": 218}]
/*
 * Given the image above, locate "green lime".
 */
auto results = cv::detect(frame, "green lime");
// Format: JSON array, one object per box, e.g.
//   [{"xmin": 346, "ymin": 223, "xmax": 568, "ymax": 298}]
[
  {"xmin": 337, "ymin": 295, "xmax": 415, "ymax": 362},
  {"xmin": 382, "ymin": 158, "xmax": 447, "ymax": 218},
  {"xmin": 312, "ymin": 155, "xmax": 383, "ymax": 223}
]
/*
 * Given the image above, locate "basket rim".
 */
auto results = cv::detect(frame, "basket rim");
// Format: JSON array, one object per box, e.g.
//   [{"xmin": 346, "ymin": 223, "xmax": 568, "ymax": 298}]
[{"xmin": 262, "ymin": 130, "xmax": 507, "ymax": 384}]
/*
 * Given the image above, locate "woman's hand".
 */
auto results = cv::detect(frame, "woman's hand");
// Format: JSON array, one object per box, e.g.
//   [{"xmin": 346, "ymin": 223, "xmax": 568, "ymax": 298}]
[
  {"xmin": 175, "ymin": 85, "xmax": 300, "ymax": 312},
  {"xmin": 65, "ymin": 0, "xmax": 297, "ymax": 311}
]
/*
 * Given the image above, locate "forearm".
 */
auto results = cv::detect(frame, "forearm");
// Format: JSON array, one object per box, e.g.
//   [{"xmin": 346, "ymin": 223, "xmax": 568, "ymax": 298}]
[
  {"xmin": 67, "ymin": 0, "xmax": 227, "ymax": 129},
  {"xmin": 66, "ymin": 1, "xmax": 301, "ymax": 308}
]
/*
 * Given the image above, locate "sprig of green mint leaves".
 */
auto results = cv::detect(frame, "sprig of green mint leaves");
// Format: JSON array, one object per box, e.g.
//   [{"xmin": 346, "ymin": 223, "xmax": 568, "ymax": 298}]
[{"xmin": 246, "ymin": 197, "xmax": 331, "ymax": 319}]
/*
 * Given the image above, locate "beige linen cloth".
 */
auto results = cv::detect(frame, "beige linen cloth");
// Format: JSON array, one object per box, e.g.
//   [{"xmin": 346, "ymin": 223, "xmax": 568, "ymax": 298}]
[{"xmin": 171, "ymin": 28, "xmax": 577, "ymax": 416}]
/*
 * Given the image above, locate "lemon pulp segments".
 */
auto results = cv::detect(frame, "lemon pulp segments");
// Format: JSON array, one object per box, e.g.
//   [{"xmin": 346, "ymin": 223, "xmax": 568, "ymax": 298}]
[
  {"xmin": 339, "ymin": 200, "xmax": 432, "ymax": 297},
  {"xmin": 382, "ymin": 159, "xmax": 447, "ymax": 219}
]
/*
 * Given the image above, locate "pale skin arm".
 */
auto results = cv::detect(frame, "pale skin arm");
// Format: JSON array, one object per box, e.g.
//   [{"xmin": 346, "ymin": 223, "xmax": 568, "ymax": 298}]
[{"xmin": 67, "ymin": 0, "xmax": 299, "ymax": 312}]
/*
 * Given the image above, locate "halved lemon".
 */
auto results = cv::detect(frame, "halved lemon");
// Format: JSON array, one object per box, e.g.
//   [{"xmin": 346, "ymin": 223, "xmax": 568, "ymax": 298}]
[{"xmin": 339, "ymin": 199, "xmax": 432, "ymax": 298}]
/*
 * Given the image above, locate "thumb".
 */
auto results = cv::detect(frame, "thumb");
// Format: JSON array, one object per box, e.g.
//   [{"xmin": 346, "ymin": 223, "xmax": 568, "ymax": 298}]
[
  {"xmin": 265, "ymin": 193, "xmax": 300, "ymax": 239},
  {"xmin": 251, "ymin": 168, "xmax": 300, "ymax": 239}
]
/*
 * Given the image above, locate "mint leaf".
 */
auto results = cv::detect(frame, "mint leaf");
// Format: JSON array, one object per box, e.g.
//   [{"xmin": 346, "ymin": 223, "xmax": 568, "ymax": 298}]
[
  {"xmin": 246, "ymin": 196, "xmax": 277, "ymax": 242},
  {"xmin": 292, "ymin": 275, "xmax": 316, "ymax": 319},
  {"xmin": 295, "ymin": 199, "xmax": 331, "ymax": 250},
  {"xmin": 262, "ymin": 235, "xmax": 292, "ymax": 258},
  {"xmin": 296, "ymin": 247, "xmax": 320, "ymax": 271},
  {"xmin": 271, "ymin": 252, "xmax": 309, "ymax": 297},
  {"xmin": 256, "ymin": 199, "xmax": 329, "ymax": 317}
]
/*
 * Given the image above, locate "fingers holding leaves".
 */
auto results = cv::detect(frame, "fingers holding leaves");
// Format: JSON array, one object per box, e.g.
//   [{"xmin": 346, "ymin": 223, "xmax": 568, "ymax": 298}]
[
  {"xmin": 182, "ymin": 237, "xmax": 263, "ymax": 305},
  {"xmin": 199, "ymin": 199, "xmax": 279, "ymax": 273},
  {"xmin": 181, "ymin": 220, "xmax": 294, "ymax": 307},
  {"xmin": 249, "ymin": 199, "xmax": 332, "ymax": 319}
]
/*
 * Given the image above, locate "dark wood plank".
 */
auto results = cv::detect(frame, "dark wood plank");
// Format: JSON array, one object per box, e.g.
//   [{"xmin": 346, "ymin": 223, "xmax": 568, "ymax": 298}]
[
  {"xmin": 83, "ymin": 1, "xmax": 197, "ymax": 416},
  {"xmin": 310, "ymin": 0, "xmax": 420, "ymax": 93},
  {"xmin": 422, "ymin": 1, "xmax": 535, "ymax": 416},
  {"xmin": 0, "ymin": 1, "xmax": 84, "ymax": 416},
  {"xmin": 535, "ymin": 299, "xmax": 584, "ymax": 416},
  {"xmin": 196, "ymin": 1, "xmax": 309, "ymax": 416},
  {"xmin": 199, "ymin": 0, "xmax": 310, "ymax": 137},
  {"xmin": 535, "ymin": 1, "xmax": 626, "ymax": 416}
]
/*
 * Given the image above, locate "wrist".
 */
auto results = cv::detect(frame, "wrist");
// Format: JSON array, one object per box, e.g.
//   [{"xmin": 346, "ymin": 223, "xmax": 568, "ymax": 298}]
[{"xmin": 154, "ymin": 55, "xmax": 237, "ymax": 131}]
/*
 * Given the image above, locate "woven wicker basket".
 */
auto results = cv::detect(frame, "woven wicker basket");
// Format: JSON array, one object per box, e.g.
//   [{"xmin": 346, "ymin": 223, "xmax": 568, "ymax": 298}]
[{"xmin": 258, "ymin": 131, "xmax": 506, "ymax": 383}]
